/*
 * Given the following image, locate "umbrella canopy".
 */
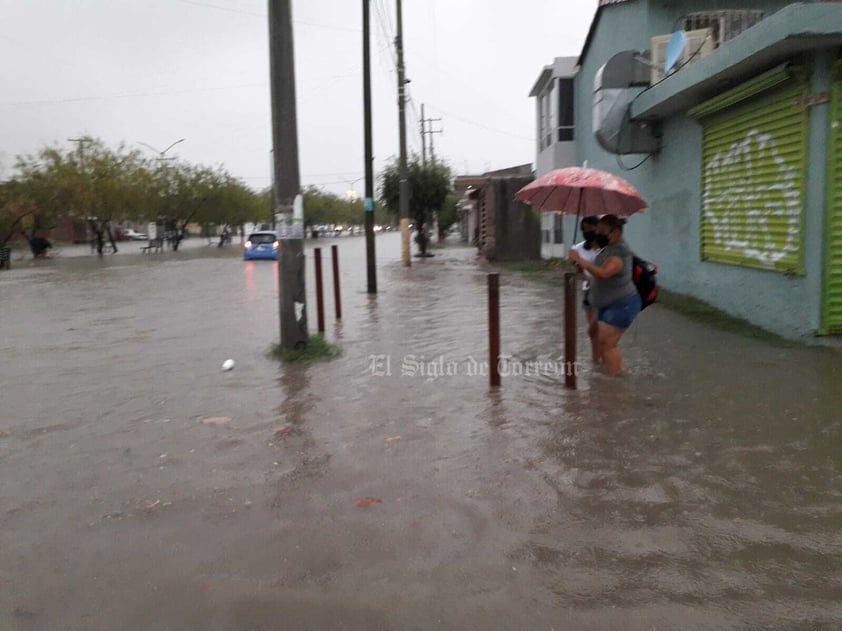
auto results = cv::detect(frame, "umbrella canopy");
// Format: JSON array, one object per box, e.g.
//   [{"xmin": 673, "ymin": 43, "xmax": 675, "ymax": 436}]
[{"xmin": 515, "ymin": 166, "xmax": 647, "ymax": 216}]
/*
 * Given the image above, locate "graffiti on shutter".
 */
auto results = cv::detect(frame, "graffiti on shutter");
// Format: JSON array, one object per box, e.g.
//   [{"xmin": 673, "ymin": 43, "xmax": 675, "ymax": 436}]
[
  {"xmin": 703, "ymin": 129, "xmax": 801, "ymax": 268},
  {"xmin": 700, "ymin": 81, "xmax": 808, "ymax": 273}
]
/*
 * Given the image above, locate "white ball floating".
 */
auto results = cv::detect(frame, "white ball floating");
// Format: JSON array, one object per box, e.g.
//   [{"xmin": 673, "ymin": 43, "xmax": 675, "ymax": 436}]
[{"xmin": 222, "ymin": 359, "xmax": 236, "ymax": 371}]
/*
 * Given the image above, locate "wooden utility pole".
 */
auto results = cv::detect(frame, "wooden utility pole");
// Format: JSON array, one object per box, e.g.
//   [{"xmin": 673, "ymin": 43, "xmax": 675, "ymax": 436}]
[
  {"xmin": 396, "ymin": 0, "xmax": 411, "ymax": 267},
  {"xmin": 420, "ymin": 105, "xmax": 443, "ymax": 164},
  {"xmin": 420, "ymin": 104, "xmax": 427, "ymax": 165},
  {"xmin": 363, "ymin": 0, "xmax": 377, "ymax": 293},
  {"xmin": 269, "ymin": 0, "xmax": 308, "ymax": 349}
]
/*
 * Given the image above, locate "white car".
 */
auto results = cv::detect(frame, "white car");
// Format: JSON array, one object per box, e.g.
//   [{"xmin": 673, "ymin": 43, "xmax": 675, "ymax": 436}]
[{"xmin": 122, "ymin": 228, "xmax": 148, "ymax": 240}]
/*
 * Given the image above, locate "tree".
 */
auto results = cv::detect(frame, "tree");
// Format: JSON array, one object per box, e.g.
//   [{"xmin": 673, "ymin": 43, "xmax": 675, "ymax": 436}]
[
  {"xmin": 146, "ymin": 163, "xmax": 267, "ymax": 251},
  {"xmin": 379, "ymin": 155, "xmax": 452, "ymax": 255},
  {"xmin": 302, "ymin": 187, "xmax": 360, "ymax": 229},
  {"xmin": 199, "ymin": 173, "xmax": 270, "ymax": 245},
  {"xmin": 0, "ymin": 180, "xmax": 40, "ymax": 252},
  {"xmin": 6, "ymin": 137, "xmax": 269, "ymax": 256},
  {"xmin": 14, "ymin": 137, "xmax": 149, "ymax": 256},
  {"xmin": 436, "ymin": 193, "xmax": 461, "ymax": 241}
]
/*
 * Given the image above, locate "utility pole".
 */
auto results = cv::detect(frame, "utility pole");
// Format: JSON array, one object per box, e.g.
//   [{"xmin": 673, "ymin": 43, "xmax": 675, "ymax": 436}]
[
  {"xmin": 396, "ymin": 0, "xmax": 411, "ymax": 267},
  {"xmin": 269, "ymin": 0, "xmax": 307, "ymax": 349},
  {"xmin": 420, "ymin": 105, "xmax": 443, "ymax": 164},
  {"xmin": 429, "ymin": 122, "xmax": 442, "ymax": 163},
  {"xmin": 363, "ymin": 0, "xmax": 377, "ymax": 293},
  {"xmin": 420, "ymin": 104, "xmax": 427, "ymax": 165}
]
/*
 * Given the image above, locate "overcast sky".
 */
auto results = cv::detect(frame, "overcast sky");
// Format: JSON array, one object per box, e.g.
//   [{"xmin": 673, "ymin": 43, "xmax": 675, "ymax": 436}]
[{"xmin": 0, "ymin": 0, "xmax": 595, "ymax": 197}]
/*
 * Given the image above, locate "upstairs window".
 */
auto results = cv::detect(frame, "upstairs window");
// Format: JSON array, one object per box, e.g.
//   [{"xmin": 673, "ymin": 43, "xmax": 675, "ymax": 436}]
[{"xmin": 557, "ymin": 78, "xmax": 574, "ymax": 142}]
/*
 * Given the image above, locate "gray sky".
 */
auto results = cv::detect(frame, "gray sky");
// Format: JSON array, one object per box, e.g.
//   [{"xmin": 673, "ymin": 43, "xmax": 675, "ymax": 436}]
[{"xmin": 0, "ymin": 0, "xmax": 595, "ymax": 197}]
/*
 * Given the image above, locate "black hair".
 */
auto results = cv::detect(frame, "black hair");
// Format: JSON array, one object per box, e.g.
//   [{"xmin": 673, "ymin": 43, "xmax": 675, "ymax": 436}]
[
  {"xmin": 581, "ymin": 215, "xmax": 599, "ymax": 229},
  {"xmin": 598, "ymin": 214, "xmax": 627, "ymax": 232}
]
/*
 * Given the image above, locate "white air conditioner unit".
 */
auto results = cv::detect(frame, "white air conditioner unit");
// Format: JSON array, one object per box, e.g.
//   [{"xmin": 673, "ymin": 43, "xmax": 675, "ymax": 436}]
[{"xmin": 650, "ymin": 28, "xmax": 714, "ymax": 85}]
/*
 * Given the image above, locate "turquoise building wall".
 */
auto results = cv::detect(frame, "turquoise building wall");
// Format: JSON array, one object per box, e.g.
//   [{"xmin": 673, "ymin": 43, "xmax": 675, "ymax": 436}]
[{"xmin": 570, "ymin": 1, "xmax": 838, "ymax": 343}]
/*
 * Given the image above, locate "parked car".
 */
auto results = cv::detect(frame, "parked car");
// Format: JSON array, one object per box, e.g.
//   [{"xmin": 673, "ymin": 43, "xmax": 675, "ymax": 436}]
[
  {"xmin": 243, "ymin": 231, "xmax": 279, "ymax": 261},
  {"xmin": 122, "ymin": 228, "xmax": 148, "ymax": 241}
]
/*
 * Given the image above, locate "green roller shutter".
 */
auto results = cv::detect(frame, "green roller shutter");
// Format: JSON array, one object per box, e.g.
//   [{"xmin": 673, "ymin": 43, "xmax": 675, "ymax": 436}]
[
  {"xmin": 823, "ymin": 61, "xmax": 842, "ymax": 334},
  {"xmin": 695, "ymin": 72, "xmax": 809, "ymax": 273}
]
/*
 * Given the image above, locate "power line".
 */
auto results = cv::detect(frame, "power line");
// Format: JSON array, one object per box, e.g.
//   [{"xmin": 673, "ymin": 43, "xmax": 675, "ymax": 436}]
[
  {"xmin": 175, "ymin": 0, "xmax": 263, "ymax": 17},
  {"xmin": 423, "ymin": 103, "xmax": 532, "ymax": 142},
  {"xmin": 0, "ymin": 82, "xmax": 267, "ymax": 108},
  {"xmin": 302, "ymin": 170, "xmax": 363, "ymax": 178},
  {"xmin": 371, "ymin": 0, "xmax": 398, "ymax": 69},
  {"xmin": 374, "ymin": 0, "xmax": 396, "ymax": 40},
  {"xmin": 174, "ymin": 0, "xmax": 361, "ymax": 32}
]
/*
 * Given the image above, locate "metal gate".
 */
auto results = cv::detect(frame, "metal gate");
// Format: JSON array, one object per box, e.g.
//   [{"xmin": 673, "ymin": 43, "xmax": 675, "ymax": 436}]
[
  {"xmin": 690, "ymin": 66, "xmax": 809, "ymax": 273},
  {"xmin": 823, "ymin": 60, "xmax": 842, "ymax": 334}
]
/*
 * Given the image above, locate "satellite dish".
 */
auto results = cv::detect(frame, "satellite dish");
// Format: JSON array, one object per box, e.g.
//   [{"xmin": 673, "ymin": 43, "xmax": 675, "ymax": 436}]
[{"xmin": 664, "ymin": 31, "xmax": 688, "ymax": 76}]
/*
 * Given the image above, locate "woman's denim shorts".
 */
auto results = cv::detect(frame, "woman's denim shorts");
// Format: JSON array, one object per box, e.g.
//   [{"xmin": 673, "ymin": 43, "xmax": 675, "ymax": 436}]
[{"xmin": 597, "ymin": 292, "xmax": 642, "ymax": 329}]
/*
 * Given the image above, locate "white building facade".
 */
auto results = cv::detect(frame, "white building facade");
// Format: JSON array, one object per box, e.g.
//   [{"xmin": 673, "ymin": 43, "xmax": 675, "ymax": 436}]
[{"xmin": 530, "ymin": 56, "xmax": 579, "ymax": 259}]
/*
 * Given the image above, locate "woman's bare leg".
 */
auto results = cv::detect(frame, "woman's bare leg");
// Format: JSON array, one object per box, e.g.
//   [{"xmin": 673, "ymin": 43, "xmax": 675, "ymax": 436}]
[
  {"xmin": 597, "ymin": 322, "xmax": 626, "ymax": 376},
  {"xmin": 586, "ymin": 310, "xmax": 601, "ymax": 363}
]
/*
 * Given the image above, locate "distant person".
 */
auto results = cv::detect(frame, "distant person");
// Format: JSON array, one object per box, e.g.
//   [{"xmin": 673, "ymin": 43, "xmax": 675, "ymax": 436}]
[
  {"xmin": 218, "ymin": 226, "xmax": 231, "ymax": 247},
  {"xmin": 31, "ymin": 236, "xmax": 52, "ymax": 258},
  {"xmin": 569, "ymin": 216, "xmax": 602, "ymax": 363},
  {"xmin": 568, "ymin": 215, "xmax": 640, "ymax": 376}
]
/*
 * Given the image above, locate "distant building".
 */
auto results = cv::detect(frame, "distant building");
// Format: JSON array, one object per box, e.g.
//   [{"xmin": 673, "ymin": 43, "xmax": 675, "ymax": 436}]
[
  {"xmin": 455, "ymin": 164, "xmax": 540, "ymax": 262},
  {"xmin": 530, "ymin": 57, "xmax": 578, "ymax": 258}
]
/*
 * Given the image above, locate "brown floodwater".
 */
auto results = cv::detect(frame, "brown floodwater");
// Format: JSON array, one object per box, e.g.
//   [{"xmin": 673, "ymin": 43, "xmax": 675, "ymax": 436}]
[{"xmin": 0, "ymin": 233, "xmax": 839, "ymax": 630}]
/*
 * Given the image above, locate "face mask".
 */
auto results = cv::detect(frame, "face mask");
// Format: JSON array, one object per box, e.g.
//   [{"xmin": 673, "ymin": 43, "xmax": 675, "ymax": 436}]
[
  {"xmin": 594, "ymin": 234, "xmax": 610, "ymax": 248},
  {"xmin": 583, "ymin": 231, "xmax": 597, "ymax": 244}
]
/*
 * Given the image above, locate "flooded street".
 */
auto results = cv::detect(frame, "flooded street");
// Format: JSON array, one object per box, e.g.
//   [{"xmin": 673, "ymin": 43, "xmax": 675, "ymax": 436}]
[{"xmin": 1, "ymin": 233, "xmax": 840, "ymax": 630}]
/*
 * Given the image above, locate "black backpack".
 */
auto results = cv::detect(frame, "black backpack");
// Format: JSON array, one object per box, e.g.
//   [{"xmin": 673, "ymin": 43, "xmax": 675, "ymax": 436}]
[{"xmin": 632, "ymin": 255, "xmax": 658, "ymax": 310}]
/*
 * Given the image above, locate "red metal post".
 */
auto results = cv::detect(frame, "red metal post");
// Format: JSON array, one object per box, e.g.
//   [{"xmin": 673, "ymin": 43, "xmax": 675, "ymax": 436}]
[
  {"xmin": 564, "ymin": 271, "xmax": 577, "ymax": 389},
  {"xmin": 488, "ymin": 273, "xmax": 501, "ymax": 388},
  {"xmin": 331, "ymin": 244, "xmax": 342, "ymax": 320},
  {"xmin": 314, "ymin": 247, "xmax": 325, "ymax": 333}
]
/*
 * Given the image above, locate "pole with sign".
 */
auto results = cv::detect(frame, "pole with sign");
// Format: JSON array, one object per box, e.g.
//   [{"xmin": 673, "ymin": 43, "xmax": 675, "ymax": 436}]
[
  {"xmin": 362, "ymin": 0, "xmax": 377, "ymax": 293},
  {"xmin": 269, "ymin": 0, "xmax": 307, "ymax": 349}
]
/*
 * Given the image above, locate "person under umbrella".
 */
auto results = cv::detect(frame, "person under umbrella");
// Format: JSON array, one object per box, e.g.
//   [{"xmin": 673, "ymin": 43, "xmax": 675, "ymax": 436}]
[
  {"xmin": 569, "ymin": 215, "xmax": 603, "ymax": 364},
  {"xmin": 568, "ymin": 215, "xmax": 640, "ymax": 376}
]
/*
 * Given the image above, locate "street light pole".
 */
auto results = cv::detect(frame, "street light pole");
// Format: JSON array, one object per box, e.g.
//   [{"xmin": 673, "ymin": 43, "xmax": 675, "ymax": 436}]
[
  {"xmin": 137, "ymin": 138, "xmax": 185, "ymax": 161},
  {"xmin": 137, "ymin": 138, "xmax": 186, "ymax": 247},
  {"xmin": 345, "ymin": 176, "xmax": 364, "ymax": 201}
]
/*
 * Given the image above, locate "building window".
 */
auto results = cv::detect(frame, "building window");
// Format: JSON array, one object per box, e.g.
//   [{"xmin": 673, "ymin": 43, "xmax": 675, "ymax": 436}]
[
  {"xmin": 543, "ymin": 90, "xmax": 552, "ymax": 149},
  {"xmin": 539, "ymin": 84, "xmax": 554, "ymax": 151},
  {"xmin": 557, "ymin": 78, "xmax": 574, "ymax": 142},
  {"xmin": 553, "ymin": 214, "xmax": 564, "ymax": 244}
]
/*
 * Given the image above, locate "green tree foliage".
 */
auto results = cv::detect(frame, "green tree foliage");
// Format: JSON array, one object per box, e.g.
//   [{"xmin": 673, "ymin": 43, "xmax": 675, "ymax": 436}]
[
  {"xmin": 436, "ymin": 193, "xmax": 461, "ymax": 238},
  {"xmin": 14, "ymin": 138, "xmax": 149, "ymax": 254},
  {"xmin": 378, "ymin": 156, "xmax": 452, "ymax": 253},
  {"xmin": 0, "ymin": 180, "xmax": 40, "ymax": 250},
  {"xmin": 302, "ymin": 186, "xmax": 361, "ymax": 227},
  {"xmin": 4, "ymin": 136, "xmax": 269, "ymax": 256}
]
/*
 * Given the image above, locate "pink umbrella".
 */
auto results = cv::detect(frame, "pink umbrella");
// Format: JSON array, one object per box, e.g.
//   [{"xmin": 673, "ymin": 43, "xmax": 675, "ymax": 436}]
[{"xmin": 515, "ymin": 166, "xmax": 647, "ymax": 217}]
